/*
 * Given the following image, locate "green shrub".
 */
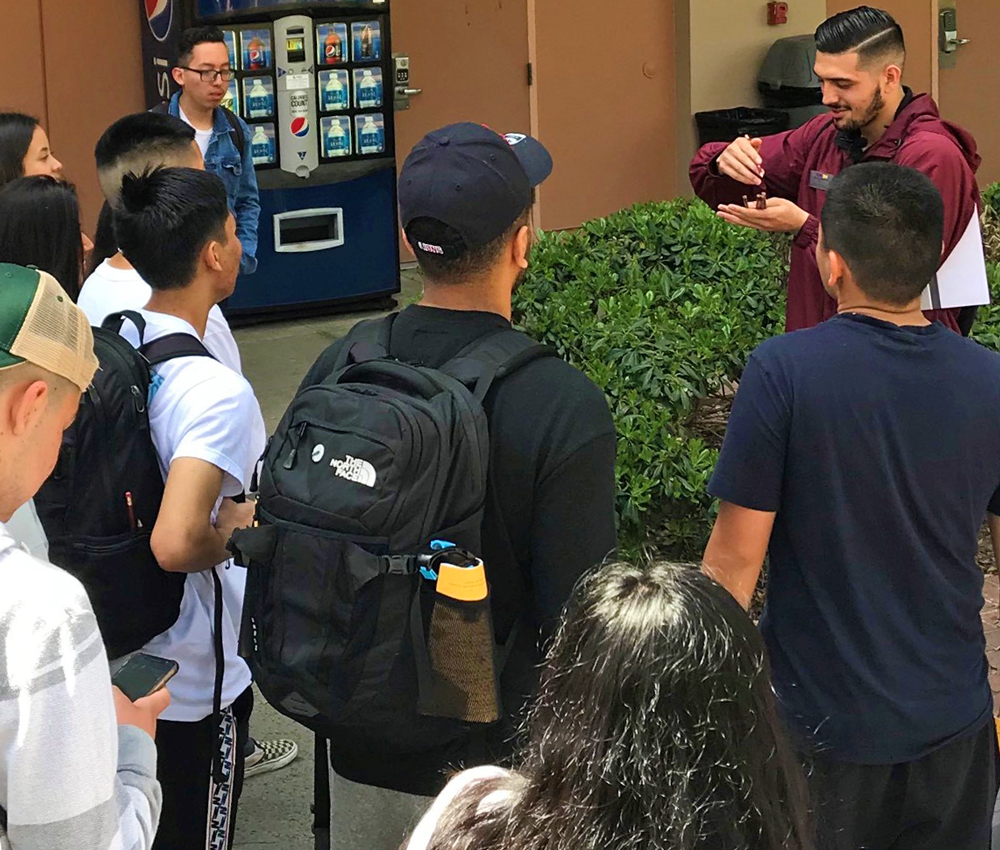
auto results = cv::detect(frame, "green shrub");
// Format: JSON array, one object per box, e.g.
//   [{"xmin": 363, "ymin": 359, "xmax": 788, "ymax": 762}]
[{"xmin": 512, "ymin": 199, "xmax": 787, "ymax": 556}]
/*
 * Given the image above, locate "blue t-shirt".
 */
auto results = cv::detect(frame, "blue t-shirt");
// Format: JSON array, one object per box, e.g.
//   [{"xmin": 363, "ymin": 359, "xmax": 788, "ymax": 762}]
[{"xmin": 709, "ymin": 313, "xmax": 1000, "ymax": 764}]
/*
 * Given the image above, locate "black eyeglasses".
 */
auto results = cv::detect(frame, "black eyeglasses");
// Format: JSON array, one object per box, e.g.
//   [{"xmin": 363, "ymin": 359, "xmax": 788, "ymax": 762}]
[{"xmin": 178, "ymin": 66, "xmax": 234, "ymax": 83}]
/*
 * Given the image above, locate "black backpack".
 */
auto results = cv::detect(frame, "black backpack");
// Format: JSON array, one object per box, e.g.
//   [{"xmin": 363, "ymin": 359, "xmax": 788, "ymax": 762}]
[
  {"xmin": 230, "ymin": 314, "xmax": 554, "ymax": 770},
  {"xmin": 34, "ymin": 311, "xmax": 214, "ymax": 659}
]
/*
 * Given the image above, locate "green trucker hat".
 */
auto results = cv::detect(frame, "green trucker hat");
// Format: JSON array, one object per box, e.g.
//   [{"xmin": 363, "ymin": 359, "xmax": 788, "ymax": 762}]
[{"xmin": 0, "ymin": 264, "xmax": 97, "ymax": 391}]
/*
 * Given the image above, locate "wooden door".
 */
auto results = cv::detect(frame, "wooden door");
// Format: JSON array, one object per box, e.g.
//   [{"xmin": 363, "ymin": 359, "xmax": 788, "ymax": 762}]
[
  {"xmin": 937, "ymin": 0, "xmax": 1000, "ymax": 185},
  {"xmin": 534, "ymin": 0, "xmax": 677, "ymax": 231},
  {"xmin": 390, "ymin": 0, "xmax": 531, "ymax": 259}
]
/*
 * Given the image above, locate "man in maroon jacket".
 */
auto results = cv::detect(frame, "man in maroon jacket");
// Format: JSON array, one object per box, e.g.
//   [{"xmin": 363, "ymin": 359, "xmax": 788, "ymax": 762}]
[{"xmin": 690, "ymin": 6, "xmax": 987, "ymax": 335}]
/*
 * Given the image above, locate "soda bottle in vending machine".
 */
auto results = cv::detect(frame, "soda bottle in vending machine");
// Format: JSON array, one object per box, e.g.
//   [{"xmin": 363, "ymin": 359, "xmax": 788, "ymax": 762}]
[
  {"xmin": 359, "ymin": 115, "xmax": 383, "ymax": 155},
  {"xmin": 324, "ymin": 28, "xmax": 343, "ymax": 63},
  {"xmin": 246, "ymin": 35, "xmax": 268, "ymax": 70},
  {"xmin": 361, "ymin": 25, "xmax": 374, "ymax": 59}
]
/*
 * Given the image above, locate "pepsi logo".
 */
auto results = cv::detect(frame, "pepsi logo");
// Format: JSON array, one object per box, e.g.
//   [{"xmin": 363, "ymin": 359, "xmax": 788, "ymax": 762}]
[
  {"xmin": 249, "ymin": 49, "xmax": 263, "ymax": 63},
  {"xmin": 144, "ymin": 0, "xmax": 173, "ymax": 43},
  {"xmin": 290, "ymin": 117, "xmax": 310, "ymax": 137}
]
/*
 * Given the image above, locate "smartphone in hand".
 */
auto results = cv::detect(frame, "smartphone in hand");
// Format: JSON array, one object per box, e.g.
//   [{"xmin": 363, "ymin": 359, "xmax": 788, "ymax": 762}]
[{"xmin": 112, "ymin": 653, "xmax": 179, "ymax": 701}]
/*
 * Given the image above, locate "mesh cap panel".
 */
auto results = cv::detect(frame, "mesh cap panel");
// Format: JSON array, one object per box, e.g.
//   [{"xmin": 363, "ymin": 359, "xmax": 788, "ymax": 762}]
[{"xmin": 8, "ymin": 271, "xmax": 98, "ymax": 391}]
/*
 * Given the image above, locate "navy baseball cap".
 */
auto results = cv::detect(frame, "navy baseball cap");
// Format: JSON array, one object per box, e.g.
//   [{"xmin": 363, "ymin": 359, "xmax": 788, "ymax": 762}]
[{"xmin": 399, "ymin": 122, "xmax": 553, "ymax": 256}]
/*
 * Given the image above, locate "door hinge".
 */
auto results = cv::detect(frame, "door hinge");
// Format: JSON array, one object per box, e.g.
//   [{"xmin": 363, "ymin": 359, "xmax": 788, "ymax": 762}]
[{"xmin": 527, "ymin": 62, "xmax": 534, "ymax": 86}]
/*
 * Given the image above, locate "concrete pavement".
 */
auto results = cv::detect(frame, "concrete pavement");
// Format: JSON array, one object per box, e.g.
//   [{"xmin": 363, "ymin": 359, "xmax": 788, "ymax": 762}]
[{"xmin": 232, "ymin": 268, "xmax": 422, "ymax": 850}]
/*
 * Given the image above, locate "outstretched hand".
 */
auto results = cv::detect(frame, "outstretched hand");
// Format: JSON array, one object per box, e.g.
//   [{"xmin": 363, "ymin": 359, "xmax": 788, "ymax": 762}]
[{"xmin": 716, "ymin": 197, "xmax": 810, "ymax": 234}]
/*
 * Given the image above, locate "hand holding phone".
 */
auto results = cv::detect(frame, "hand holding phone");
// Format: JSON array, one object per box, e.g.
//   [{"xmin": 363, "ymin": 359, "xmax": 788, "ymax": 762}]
[{"xmin": 113, "ymin": 686, "xmax": 170, "ymax": 739}]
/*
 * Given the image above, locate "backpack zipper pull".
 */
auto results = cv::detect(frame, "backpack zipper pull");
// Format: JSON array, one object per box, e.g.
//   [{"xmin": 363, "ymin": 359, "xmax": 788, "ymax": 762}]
[{"xmin": 283, "ymin": 422, "xmax": 308, "ymax": 470}]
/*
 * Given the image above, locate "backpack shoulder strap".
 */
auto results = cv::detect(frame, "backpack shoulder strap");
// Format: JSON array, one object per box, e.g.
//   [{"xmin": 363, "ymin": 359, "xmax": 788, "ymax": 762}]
[
  {"xmin": 332, "ymin": 313, "xmax": 397, "ymax": 371},
  {"xmin": 221, "ymin": 107, "xmax": 246, "ymax": 152},
  {"xmin": 140, "ymin": 333, "xmax": 215, "ymax": 367},
  {"xmin": 102, "ymin": 310, "xmax": 148, "ymax": 343},
  {"xmin": 444, "ymin": 328, "xmax": 558, "ymax": 402}
]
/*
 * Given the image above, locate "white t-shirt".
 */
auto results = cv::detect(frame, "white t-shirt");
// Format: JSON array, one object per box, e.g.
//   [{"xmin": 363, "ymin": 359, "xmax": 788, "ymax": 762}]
[
  {"xmin": 121, "ymin": 310, "xmax": 266, "ymax": 722},
  {"xmin": 405, "ymin": 766, "xmax": 513, "ymax": 850},
  {"xmin": 79, "ymin": 259, "xmax": 243, "ymax": 374},
  {"xmin": 179, "ymin": 104, "xmax": 213, "ymax": 158}
]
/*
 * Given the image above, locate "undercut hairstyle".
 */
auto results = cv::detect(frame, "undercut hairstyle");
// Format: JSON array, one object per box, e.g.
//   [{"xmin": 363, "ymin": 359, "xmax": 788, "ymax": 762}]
[
  {"xmin": 821, "ymin": 163, "xmax": 943, "ymax": 306},
  {"xmin": 177, "ymin": 26, "xmax": 228, "ymax": 66},
  {"xmin": 0, "ymin": 112, "xmax": 40, "ymax": 187},
  {"xmin": 114, "ymin": 167, "xmax": 230, "ymax": 292},
  {"xmin": 423, "ymin": 561, "xmax": 814, "ymax": 850},
  {"xmin": 405, "ymin": 211, "xmax": 530, "ymax": 285},
  {"xmin": 0, "ymin": 176, "xmax": 84, "ymax": 301},
  {"xmin": 816, "ymin": 6, "xmax": 905, "ymax": 67},
  {"xmin": 94, "ymin": 112, "xmax": 198, "ymax": 203}
]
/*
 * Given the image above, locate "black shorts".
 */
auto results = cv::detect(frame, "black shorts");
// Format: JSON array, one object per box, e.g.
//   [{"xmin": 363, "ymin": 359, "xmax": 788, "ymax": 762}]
[{"xmin": 805, "ymin": 717, "xmax": 999, "ymax": 850}]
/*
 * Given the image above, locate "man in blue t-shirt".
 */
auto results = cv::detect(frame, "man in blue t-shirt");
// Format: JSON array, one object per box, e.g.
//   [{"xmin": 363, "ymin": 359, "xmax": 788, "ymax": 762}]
[{"xmin": 703, "ymin": 162, "xmax": 1000, "ymax": 849}]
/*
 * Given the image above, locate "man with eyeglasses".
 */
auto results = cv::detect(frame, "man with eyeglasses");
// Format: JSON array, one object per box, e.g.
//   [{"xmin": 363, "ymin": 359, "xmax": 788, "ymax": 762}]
[{"xmin": 164, "ymin": 26, "xmax": 260, "ymax": 275}]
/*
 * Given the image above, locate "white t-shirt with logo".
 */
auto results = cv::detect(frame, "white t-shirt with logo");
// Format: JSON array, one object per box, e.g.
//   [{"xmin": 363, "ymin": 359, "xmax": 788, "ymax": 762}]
[
  {"xmin": 179, "ymin": 104, "xmax": 214, "ymax": 159},
  {"xmin": 79, "ymin": 260, "xmax": 243, "ymax": 374},
  {"xmin": 120, "ymin": 309, "xmax": 265, "ymax": 722}
]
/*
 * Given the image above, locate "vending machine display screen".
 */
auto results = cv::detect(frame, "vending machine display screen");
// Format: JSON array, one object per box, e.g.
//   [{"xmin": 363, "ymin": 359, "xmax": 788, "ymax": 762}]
[{"xmin": 286, "ymin": 36, "xmax": 306, "ymax": 64}]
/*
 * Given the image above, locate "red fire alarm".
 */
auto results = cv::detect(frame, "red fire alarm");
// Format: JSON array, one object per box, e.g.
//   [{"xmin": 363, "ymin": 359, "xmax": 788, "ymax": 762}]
[{"xmin": 768, "ymin": 1, "xmax": 789, "ymax": 25}]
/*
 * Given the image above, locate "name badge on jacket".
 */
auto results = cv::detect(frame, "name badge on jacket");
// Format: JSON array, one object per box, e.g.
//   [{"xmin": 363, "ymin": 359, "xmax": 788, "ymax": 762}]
[{"xmin": 809, "ymin": 170, "xmax": 834, "ymax": 191}]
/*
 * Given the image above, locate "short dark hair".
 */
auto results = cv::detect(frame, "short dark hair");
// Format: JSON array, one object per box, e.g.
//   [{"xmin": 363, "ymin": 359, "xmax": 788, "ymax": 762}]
[
  {"xmin": 0, "ymin": 176, "xmax": 84, "ymax": 301},
  {"xmin": 94, "ymin": 112, "xmax": 196, "ymax": 201},
  {"xmin": 405, "ymin": 211, "xmax": 529, "ymax": 285},
  {"xmin": 114, "ymin": 167, "xmax": 230, "ymax": 291},
  {"xmin": 820, "ymin": 163, "xmax": 943, "ymax": 305},
  {"xmin": 177, "ymin": 26, "xmax": 227, "ymax": 66},
  {"xmin": 815, "ymin": 6, "xmax": 905, "ymax": 66},
  {"xmin": 0, "ymin": 112, "xmax": 40, "ymax": 187}
]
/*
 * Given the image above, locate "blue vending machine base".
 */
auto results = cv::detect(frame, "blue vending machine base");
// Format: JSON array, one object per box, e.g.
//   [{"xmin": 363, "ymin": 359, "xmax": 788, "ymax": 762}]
[{"xmin": 225, "ymin": 162, "xmax": 400, "ymax": 321}]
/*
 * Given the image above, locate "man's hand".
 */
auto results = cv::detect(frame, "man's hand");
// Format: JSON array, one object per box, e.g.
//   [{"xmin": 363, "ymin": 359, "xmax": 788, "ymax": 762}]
[
  {"xmin": 717, "ymin": 197, "xmax": 810, "ymax": 234},
  {"xmin": 716, "ymin": 135, "xmax": 765, "ymax": 186},
  {"xmin": 113, "ymin": 685, "xmax": 171, "ymax": 740},
  {"xmin": 215, "ymin": 496, "xmax": 255, "ymax": 540}
]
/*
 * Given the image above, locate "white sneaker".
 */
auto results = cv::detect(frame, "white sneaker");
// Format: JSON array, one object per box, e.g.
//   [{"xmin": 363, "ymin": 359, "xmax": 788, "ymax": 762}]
[{"xmin": 244, "ymin": 738, "xmax": 299, "ymax": 779}]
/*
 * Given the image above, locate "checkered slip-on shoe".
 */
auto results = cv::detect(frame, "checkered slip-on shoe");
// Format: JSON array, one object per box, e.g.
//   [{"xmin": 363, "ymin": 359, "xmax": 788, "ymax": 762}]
[{"xmin": 244, "ymin": 738, "xmax": 299, "ymax": 779}]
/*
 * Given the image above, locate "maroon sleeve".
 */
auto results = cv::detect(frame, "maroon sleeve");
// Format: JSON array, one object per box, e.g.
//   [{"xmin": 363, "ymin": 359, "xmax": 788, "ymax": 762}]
[{"xmin": 689, "ymin": 119, "xmax": 827, "ymax": 209}]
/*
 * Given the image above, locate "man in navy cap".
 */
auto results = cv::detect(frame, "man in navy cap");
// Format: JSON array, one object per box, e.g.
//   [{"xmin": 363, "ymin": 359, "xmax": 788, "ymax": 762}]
[{"xmin": 298, "ymin": 123, "xmax": 617, "ymax": 850}]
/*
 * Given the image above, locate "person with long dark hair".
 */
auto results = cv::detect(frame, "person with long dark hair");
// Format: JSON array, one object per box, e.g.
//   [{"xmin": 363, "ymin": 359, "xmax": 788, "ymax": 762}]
[
  {"xmin": 406, "ymin": 562, "xmax": 813, "ymax": 850},
  {"xmin": 0, "ymin": 112, "xmax": 63, "ymax": 186},
  {"xmin": 0, "ymin": 176, "xmax": 88, "ymax": 301}
]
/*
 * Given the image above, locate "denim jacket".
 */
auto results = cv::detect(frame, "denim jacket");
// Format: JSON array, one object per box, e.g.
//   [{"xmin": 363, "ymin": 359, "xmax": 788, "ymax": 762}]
[{"xmin": 169, "ymin": 93, "xmax": 260, "ymax": 274}]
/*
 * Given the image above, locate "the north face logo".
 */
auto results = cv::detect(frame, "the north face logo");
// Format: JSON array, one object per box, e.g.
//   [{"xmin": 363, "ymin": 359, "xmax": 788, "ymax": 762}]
[{"xmin": 330, "ymin": 455, "xmax": 377, "ymax": 488}]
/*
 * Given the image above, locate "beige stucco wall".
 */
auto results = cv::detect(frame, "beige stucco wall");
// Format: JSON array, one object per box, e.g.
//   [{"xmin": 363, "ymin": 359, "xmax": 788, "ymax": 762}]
[
  {"xmin": 675, "ymin": 0, "xmax": 828, "ymax": 194},
  {"xmin": 690, "ymin": 0, "xmax": 828, "ymax": 114}
]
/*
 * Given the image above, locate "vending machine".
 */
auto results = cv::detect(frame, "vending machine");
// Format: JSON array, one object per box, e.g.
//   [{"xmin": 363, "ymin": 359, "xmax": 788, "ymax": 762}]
[{"xmin": 139, "ymin": 0, "xmax": 400, "ymax": 320}]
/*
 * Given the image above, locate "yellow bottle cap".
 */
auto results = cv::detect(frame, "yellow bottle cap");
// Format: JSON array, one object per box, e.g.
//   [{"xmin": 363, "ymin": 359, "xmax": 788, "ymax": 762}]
[{"xmin": 436, "ymin": 559, "xmax": 487, "ymax": 602}]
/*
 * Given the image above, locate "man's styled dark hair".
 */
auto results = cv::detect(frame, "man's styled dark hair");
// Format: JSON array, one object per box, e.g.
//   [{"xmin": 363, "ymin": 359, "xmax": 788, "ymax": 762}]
[
  {"xmin": 95, "ymin": 112, "xmax": 197, "ymax": 202},
  {"xmin": 177, "ymin": 26, "xmax": 228, "ymax": 66},
  {"xmin": 0, "ymin": 112, "xmax": 41, "ymax": 187},
  {"xmin": 423, "ymin": 561, "xmax": 813, "ymax": 850},
  {"xmin": 815, "ymin": 6, "xmax": 905, "ymax": 66},
  {"xmin": 821, "ymin": 163, "xmax": 943, "ymax": 305},
  {"xmin": 405, "ymin": 211, "xmax": 529, "ymax": 285},
  {"xmin": 0, "ymin": 176, "xmax": 84, "ymax": 301},
  {"xmin": 114, "ymin": 167, "xmax": 230, "ymax": 292}
]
